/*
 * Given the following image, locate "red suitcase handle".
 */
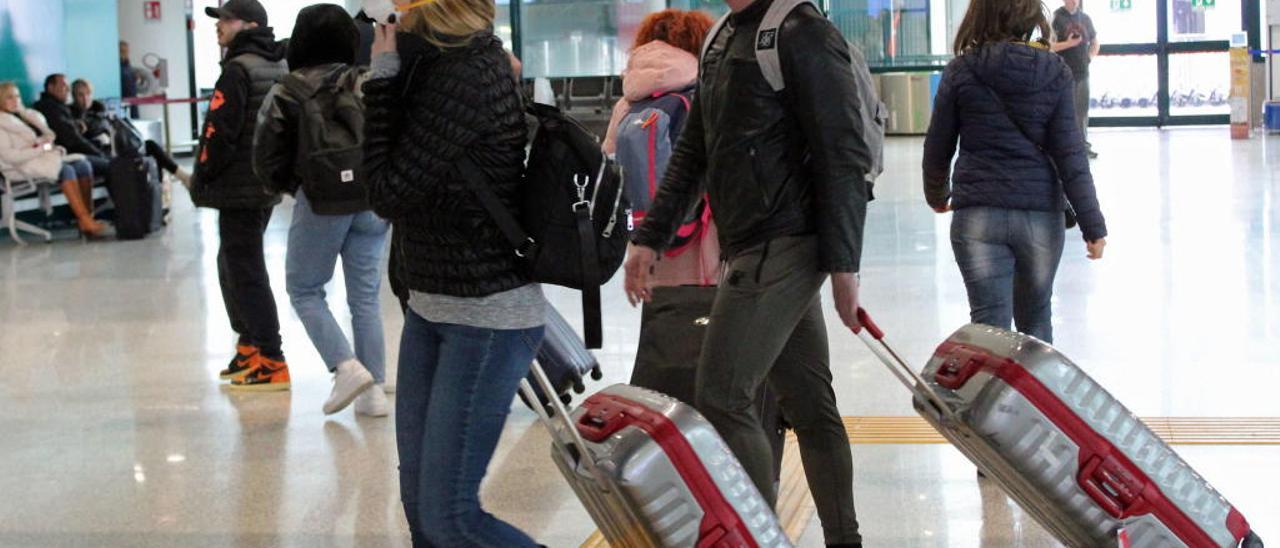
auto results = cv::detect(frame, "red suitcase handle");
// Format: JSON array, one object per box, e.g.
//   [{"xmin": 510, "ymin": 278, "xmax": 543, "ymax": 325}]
[{"xmin": 852, "ymin": 308, "xmax": 959, "ymax": 423}]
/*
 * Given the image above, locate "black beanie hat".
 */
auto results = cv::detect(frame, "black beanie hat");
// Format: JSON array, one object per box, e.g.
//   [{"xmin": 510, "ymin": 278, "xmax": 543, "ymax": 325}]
[{"xmin": 286, "ymin": 4, "xmax": 359, "ymax": 71}]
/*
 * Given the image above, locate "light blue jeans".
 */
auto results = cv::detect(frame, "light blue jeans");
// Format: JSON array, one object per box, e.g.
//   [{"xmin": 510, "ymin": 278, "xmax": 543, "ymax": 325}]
[
  {"xmin": 951, "ymin": 206, "xmax": 1065, "ymax": 343},
  {"xmin": 285, "ymin": 190, "xmax": 390, "ymax": 381}
]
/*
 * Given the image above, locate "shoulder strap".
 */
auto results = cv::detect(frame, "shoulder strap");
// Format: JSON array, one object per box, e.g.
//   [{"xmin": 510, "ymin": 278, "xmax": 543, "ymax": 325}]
[
  {"xmin": 701, "ymin": 13, "xmax": 732, "ymax": 67},
  {"xmin": 962, "ymin": 56, "xmax": 1052, "ymax": 162},
  {"xmin": 280, "ymin": 73, "xmax": 316, "ymax": 101},
  {"xmin": 457, "ymin": 156, "xmax": 534, "ymax": 255},
  {"xmin": 755, "ymin": 0, "xmax": 817, "ymax": 92}
]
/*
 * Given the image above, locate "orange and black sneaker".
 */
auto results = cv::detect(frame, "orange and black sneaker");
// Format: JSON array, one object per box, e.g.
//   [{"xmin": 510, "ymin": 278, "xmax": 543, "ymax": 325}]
[
  {"xmin": 219, "ymin": 343, "xmax": 260, "ymax": 380},
  {"xmin": 229, "ymin": 356, "xmax": 291, "ymax": 392}
]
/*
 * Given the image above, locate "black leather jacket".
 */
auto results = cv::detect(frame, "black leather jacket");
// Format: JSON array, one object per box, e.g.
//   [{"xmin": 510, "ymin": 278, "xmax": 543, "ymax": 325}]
[{"xmin": 632, "ymin": 0, "xmax": 872, "ymax": 272}]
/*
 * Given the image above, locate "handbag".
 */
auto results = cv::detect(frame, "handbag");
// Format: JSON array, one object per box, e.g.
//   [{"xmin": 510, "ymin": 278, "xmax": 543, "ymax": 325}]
[
  {"xmin": 963, "ymin": 55, "xmax": 1078, "ymax": 229},
  {"xmin": 630, "ymin": 285, "xmax": 718, "ymax": 396}
]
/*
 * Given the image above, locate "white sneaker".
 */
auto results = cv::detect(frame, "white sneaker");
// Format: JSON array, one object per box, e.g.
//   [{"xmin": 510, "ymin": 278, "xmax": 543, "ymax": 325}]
[
  {"xmin": 354, "ymin": 384, "xmax": 391, "ymax": 417},
  {"xmin": 324, "ymin": 360, "xmax": 374, "ymax": 415}
]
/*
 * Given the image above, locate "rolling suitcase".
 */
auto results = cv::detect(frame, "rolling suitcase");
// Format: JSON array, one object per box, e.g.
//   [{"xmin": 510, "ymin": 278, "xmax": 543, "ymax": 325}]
[
  {"xmin": 107, "ymin": 156, "xmax": 161, "ymax": 240},
  {"xmin": 520, "ymin": 304, "xmax": 603, "ymax": 409},
  {"xmin": 630, "ymin": 285, "xmax": 789, "ymax": 490},
  {"xmin": 521, "ymin": 361, "xmax": 792, "ymax": 548},
  {"xmin": 853, "ymin": 309, "xmax": 1264, "ymax": 548}
]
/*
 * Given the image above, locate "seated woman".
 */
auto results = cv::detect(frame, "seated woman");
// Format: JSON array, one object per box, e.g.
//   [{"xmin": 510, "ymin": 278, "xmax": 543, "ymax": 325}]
[
  {"xmin": 0, "ymin": 81, "xmax": 105, "ymax": 238},
  {"xmin": 70, "ymin": 78, "xmax": 191, "ymax": 187}
]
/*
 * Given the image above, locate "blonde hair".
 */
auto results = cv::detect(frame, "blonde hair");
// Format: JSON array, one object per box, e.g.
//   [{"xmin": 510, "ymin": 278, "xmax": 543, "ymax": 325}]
[
  {"xmin": 0, "ymin": 81, "xmax": 17, "ymax": 98},
  {"xmin": 400, "ymin": 0, "xmax": 494, "ymax": 49}
]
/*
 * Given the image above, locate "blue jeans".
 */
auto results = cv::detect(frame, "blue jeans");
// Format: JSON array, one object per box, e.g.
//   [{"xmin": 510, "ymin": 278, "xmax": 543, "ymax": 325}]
[
  {"xmin": 57, "ymin": 158, "xmax": 92, "ymax": 181},
  {"xmin": 951, "ymin": 207, "xmax": 1065, "ymax": 343},
  {"xmin": 285, "ymin": 190, "xmax": 390, "ymax": 381},
  {"xmin": 396, "ymin": 310, "xmax": 545, "ymax": 547}
]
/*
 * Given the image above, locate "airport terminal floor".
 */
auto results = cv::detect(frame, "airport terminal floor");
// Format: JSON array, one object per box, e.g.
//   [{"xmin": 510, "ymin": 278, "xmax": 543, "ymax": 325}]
[{"xmin": 1, "ymin": 128, "xmax": 1277, "ymax": 547}]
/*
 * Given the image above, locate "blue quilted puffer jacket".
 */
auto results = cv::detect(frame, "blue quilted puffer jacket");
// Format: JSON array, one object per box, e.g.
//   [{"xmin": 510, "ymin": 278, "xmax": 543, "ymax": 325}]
[{"xmin": 923, "ymin": 42, "xmax": 1107, "ymax": 242}]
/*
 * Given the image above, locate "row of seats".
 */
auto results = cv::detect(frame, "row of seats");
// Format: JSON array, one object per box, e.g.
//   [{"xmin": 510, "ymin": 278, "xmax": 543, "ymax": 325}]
[{"xmin": 522, "ymin": 75, "xmax": 624, "ymax": 137}]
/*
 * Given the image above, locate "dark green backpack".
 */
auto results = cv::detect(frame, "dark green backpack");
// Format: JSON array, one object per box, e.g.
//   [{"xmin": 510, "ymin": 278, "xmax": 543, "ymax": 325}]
[{"xmin": 279, "ymin": 68, "xmax": 364, "ymax": 199}]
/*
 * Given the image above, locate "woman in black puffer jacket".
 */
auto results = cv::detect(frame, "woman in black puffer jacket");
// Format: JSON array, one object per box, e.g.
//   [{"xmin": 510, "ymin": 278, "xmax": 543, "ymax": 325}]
[
  {"xmin": 362, "ymin": 3, "xmax": 544, "ymax": 547},
  {"xmin": 923, "ymin": 0, "xmax": 1107, "ymax": 344}
]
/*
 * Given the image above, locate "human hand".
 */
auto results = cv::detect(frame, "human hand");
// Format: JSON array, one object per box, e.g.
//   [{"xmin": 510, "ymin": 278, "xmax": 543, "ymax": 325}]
[
  {"xmin": 831, "ymin": 272, "xmax": 862, "ymax": 332},
  {"xmin": 624, "ymin": 244, "xmax": 658, "ymax": 306},
  {"xmin": 1087, "ymin": 238, "xmax": 1106, "ymax": 260},
  {"xmin": 1065, "ymin": 35, "xmax": 1083, "ymax": 48},
  {"xmin": 372, "ymin": 21, "xmax": 398, "ymax": 58}
]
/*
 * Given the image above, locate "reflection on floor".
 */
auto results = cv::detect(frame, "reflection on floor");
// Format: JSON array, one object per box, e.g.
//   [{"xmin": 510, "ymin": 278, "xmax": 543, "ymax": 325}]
[{"xmin": 1, "ymin": 128, "xmax": 1277, "ymax": 547}]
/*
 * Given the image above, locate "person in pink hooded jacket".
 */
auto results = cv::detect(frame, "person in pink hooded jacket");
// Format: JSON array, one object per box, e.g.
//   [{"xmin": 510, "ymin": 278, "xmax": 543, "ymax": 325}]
[{"xmin": 606, "ymin": 9, "xmax": 718, "ymax": 287}]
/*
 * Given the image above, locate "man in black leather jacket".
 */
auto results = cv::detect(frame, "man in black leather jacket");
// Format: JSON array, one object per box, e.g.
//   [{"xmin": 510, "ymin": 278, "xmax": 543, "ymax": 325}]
[{"xmin": 625, "ymin": 0, "xmax": 869, "ymax": 545}]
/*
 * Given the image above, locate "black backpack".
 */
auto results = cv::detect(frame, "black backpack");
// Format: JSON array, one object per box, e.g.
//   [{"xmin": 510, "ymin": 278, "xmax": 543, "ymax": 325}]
[
  {"xmin": 111, "ymin": 117, "xmax": 146, "ymax": 159},
  {"xmin": 279, "ymin": 69, "xmax": 364, "ymax": 196},
  {"xmin": 459, "ymin": 102, "xmax": 629, "ymax": 349}
]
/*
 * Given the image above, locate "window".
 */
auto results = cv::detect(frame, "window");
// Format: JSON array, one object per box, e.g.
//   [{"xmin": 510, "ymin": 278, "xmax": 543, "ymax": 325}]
[
  {"xmin": 520, "ymin": 0, "xmax": 665, "ymax": 78},
  {"xmin": 829, "ymin": 0, "xmax": 932, "ymax": 64}
]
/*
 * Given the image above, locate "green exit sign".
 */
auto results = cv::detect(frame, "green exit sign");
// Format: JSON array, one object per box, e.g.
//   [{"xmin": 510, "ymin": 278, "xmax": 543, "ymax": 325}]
[
  {"xmin": 1110, "ymin": 0, "xmax": 1133, "ymax": 11},
  {"xmin": 1192, "ymin": 0, "xmax": 1216, "ymax": 8}
]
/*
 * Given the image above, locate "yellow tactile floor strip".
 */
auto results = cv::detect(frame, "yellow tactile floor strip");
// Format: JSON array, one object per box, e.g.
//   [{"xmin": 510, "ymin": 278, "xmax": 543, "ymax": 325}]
[
  {"xmin": 582, "ymin": 416, "xmax": 1280, "ymax": 546},
  {"xmin": 845, "ymin": 416, "xmax": 1280, "ymax": 445}
]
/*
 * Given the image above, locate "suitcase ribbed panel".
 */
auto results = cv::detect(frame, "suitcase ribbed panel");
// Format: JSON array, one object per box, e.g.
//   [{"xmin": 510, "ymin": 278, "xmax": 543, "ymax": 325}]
[
  {"xmin": 551, "ymin": 384, "xmax": 791, "ymax": 547},
  {"xmin": 919, "ymin": 325, "xmax": 1243, "ymax": 548}
]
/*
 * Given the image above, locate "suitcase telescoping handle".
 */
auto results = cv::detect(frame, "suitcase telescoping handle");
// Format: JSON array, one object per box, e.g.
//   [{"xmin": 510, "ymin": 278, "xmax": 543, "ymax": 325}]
[
  {"xmin": 853, "ymin": 308, "xmax": 960, "ymax": 424},
  {"xmin": 520, "ymin": 360, "xmax": 613, "ymax": 492}
]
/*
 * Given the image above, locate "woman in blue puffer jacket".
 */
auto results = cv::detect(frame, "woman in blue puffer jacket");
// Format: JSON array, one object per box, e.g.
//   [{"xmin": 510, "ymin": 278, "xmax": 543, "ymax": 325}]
[{"xmin": 923, "ymin": 0, "xmax": 1107, "ymax": 344}]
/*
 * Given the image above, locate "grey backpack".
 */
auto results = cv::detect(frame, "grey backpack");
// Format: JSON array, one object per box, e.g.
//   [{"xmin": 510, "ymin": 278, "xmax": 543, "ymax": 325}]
[{"xmin": 702, "ymin": 0, "xmax": 887, "ymax": 184}]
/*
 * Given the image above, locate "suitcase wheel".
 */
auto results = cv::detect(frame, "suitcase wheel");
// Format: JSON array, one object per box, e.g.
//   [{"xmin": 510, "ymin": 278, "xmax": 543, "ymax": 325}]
[
  {"xmin": 572, "ymin": 380, "xmax": 586, "ymax": 394},
  {"xmin": 590, "ymin": 366, "xmax": 603, "ymax": 381},
  {"xmin": 559, "ymin": 393, "xmax": 573, "ymax": 406}
]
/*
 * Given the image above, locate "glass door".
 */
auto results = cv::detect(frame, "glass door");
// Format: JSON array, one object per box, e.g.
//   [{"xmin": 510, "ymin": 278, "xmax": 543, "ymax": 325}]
[{"xmin": 1087, "ymin": 0, "xmax": 1246, "ymax": 126}]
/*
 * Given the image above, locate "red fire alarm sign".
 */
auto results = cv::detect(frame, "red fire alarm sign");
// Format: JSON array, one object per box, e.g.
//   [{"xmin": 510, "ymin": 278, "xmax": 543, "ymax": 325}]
[{"xmin": 144, "ymin": 1, "xmax": 162, "ymax": 21}]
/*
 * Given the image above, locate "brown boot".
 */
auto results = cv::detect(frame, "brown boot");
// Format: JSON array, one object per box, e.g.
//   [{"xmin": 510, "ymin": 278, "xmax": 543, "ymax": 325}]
[
  {"xmin": 78, "ymin": 177, "xmax": 94, "ymax": 212},
  {"xmin": 61, "ymin": 180, "xmax": 105, "ymax": 238}
]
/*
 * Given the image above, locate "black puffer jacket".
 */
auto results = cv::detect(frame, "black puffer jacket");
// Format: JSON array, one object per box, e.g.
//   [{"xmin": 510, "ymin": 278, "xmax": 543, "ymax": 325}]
[
  {"xmin": 923, "ymin": 42, "xmax": 1106, "ymax": 242},
  {"xmin": 70, "ymin": 101, "xmax": 113, "ymax": 151},
  {"xmin": 192, "ymin": 27, "xmax": 287, "ymax": 210},
  {"xmin": 362, "ymin": 32, "xmax": 528, "ymax": 297},
  {"xmin": 34, "ymin": 92, "xmax": 107, "ymax": 158},
  {"xmin": 632, "ymin": 0, "xmax": 872, "ymax": 273}
]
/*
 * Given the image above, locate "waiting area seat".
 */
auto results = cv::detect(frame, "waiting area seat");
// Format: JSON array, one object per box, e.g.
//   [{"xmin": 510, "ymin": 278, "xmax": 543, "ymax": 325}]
[{"xmin": 0, "ymin": 173, "xmax": 56, "ymax": 245}]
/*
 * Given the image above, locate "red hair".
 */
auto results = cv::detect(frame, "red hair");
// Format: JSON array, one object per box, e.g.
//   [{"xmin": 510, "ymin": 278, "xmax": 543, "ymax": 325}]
[{"xmin": 633, "ymin": 9, "xmax": 714, "ymax": 56}]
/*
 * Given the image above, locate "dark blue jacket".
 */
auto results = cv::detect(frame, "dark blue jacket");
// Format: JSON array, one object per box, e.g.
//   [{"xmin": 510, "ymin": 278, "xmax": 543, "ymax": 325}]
[{"xmin": 923, "ymin": 42, "xmax": 1107, "ymax": 242}]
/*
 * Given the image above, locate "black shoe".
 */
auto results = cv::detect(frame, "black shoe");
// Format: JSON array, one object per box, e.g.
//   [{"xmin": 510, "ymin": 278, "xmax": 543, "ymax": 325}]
[
  {"xmin": 827, "ymin": 544, "xmax": 862, "ymax": 548},
  {"xmin": 1087, "ymin": 150, "xmax": 1099, "ymax": 160},
  {"xmin": 218, "ymin": 343, "xmax": 259, "ymax": 380}
]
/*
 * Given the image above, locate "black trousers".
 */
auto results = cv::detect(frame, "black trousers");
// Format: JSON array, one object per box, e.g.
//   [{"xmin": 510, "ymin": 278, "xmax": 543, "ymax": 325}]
[{"xmin": 217, "ymin": 207, "xmax": 282, "ymax": 357}]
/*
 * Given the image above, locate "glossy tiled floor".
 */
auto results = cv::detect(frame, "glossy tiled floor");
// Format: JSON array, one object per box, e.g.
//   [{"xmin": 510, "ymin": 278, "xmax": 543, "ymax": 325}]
[{"xmin": 1, "ymin": 128, "xmax": 1277, "ymax": 547}]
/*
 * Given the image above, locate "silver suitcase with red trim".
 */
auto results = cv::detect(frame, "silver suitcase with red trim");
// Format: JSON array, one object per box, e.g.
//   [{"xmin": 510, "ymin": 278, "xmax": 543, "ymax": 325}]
[
  {"xmin": 854, "ymin": 310, "xmax": 1264, "ymax": 548},
  {"xmin": 520, "ymin": 362, "xmax": 792, "ymax": 548}
]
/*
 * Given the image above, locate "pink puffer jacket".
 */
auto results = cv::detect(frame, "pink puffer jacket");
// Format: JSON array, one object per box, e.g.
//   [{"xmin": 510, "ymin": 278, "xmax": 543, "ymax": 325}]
[{"xmin": 605, "ymin": 41, "xmax": 721, "ymax": 287}]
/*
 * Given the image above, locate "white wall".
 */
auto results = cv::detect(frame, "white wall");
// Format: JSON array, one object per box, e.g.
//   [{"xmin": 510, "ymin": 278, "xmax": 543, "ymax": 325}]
[
  {"xmin": 192, "ymin": 0, "xmax": 345, "ymax": 92},
  {"xmin": 117, "ymin": 0, "xmax": 194, "ymax": 148}
]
